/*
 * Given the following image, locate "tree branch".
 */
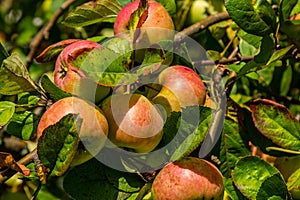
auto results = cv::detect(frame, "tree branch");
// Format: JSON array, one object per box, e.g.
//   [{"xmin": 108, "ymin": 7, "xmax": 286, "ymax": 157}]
[
  {"xmin": 26, "ymin": 0, "xmax": 77, "ymax": 67},
  {"xmin": 175, "ymin": 11, "xmax": 230, "ymax": 41}
]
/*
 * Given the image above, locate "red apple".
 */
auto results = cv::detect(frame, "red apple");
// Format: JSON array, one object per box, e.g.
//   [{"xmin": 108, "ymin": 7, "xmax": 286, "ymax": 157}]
[
  {"xmin": 152, "ymin": 157, "xmax": 224, "ymax": 200},
  {"xmin": 54, "ymin": 40, "xmax": 110, "ymax": 103},
  {"xmin": 152, "ymin": 65, "xmax": 206, "ymax": 115},
  {"xmin": 101, "ymin": 93, "xmax": 164, "ymax": 153},
  {"xmin": 37, "ymin": 97, "xmax": 109, "ymax": 167},
  {"xmin": 114, "ymin": 0, "xmax": 175, "ymax": 47}
]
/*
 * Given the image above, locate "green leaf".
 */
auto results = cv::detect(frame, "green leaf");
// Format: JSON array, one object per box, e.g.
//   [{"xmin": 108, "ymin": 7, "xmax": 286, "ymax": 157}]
[
  {"xmin": 237, "ymin": 35, "xmax": 274, "ymax": 77},
  {"xmin": 280, "ymin": 0, "xmax": 298, "ymax": 20},
  {"xmin": 219, "ymin": 118, "xmax": 251, "ymax": 178},
  {"xmin": 37, "ymin": 114, "xmax": 82, "ymax": 176},
  {"xmin": 0, "ymin": 42, "xmax": 9, "ymax": 65},
  {"xmin": 0, "ymin": 53, "xmax": 38, "ymax": 95},
  {"xmin": 61, "ymin": 0, "xmax": 122, "ymax": 28},
  {"xmin": 162, "ymin": 106, "xmax": 211, "ymax": 161},
  {"xmin": 238, "ymin": 30, "xmax": 262, "ymax": 57},
  {"xmin": 6, "ymin": 111, "xmax": 37, "ymax": 140},
  {"xmin": 250, "ymin": 99, "xmax": 300, "ymax": 152},
  {"xmin": 0, "ymin": 101, "xmax": 15, "ymax": 127},
  {"xmin": 287, "ymin": 167, "xmax": 300, "ymax": 198},
  {"xmin": 40, "ymin": 74, "xmax": 72, "ymax": 102},
  {"xmin": 35, "ymin": 39, "xmax": 81, "ymax": 63},
  {"xmin": 232, "ymin": 156, "xmax": 289, "ymax": 199},
  {"xmin": 266, "ymin": 45, "xmax": 294, "ymax": 65},
  {"xmin": 63, "ymin": 158, "xmax": 145, "ymax": 200},
  {"xmin": 225, "ymin": 0, "xmax": 274, "ymax": 36}
]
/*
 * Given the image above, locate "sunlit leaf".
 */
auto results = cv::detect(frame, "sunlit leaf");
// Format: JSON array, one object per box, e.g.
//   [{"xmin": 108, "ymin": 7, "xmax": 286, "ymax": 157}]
[
  {"xmin": 0, "ymin": 53, "xmax": 38, "ymax": 95},
  {"xmin": 225, "ymin": 0, "xmax": 274, "ymax": 36},
  {"xmin": 0, "ymin": 101, "xmax": 15, "ymax": 127},
  {"xmin": 250, "ymin": 99, "xmax": 300, "ymax": 152},
  {"xmin": 62, "ymin": 0, "xmax": 122, "ymax": 28},
  {"xmin": 232, "ymin": 156, "xmax": 289, "ymax": 199}
]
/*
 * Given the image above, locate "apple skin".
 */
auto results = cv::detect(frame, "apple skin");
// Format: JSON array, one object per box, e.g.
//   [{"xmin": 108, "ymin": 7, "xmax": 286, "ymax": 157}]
[
  {"xmin": 114, "ymin": 0, "xmax": 175, "ymax": 47},
  {"xmin": 152, "ymin": 65, "xmax": 206, "ymax": 115},
  {"xmin": 152, "ymin": 157, "xmax": 224, "ymax": 200},
  {"xmin": 37, "ymin": 97, "xmax": 109, "ymax": 166},
  {"xmin": 54, "ymin": 40, "xmax": 110, "ymax": 103},
  {"xmin": 101, "ymin": 93, "xmax": 164, "ymax": 153}
]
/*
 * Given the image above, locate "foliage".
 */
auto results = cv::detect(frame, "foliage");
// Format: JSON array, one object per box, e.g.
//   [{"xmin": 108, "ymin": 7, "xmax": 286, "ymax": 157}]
[{"xmin": 0, "ymin": 0, "xmax": 300, "ymax": 199}]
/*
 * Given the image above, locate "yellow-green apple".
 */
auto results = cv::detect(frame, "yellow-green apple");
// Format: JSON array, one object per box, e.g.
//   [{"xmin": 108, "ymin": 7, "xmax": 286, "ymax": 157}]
[
  {"xmin": 101, "ymin": 93, "xmax": 164, "ymax": 153},
  {"xmin": 152, "ymin": 65, "xmax": 206, "ymax": 116},
  {"xmin": 37, "ymin": 97, "xmax": 109, "ymax": 167},
  {"xmin": 114, "ymin": 0, "xmax": 175, "ymax": 48},
  {"xmin": 152, "ymin": 157, "xmax": 224, "ymax": 200},
  {"xmin": 54, "ymin": 40, "xmax": 110, "ymax": 103}
]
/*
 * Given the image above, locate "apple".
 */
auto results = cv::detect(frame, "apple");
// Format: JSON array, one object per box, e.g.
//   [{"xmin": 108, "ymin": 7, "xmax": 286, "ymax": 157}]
[
  {"xmin": 114, "ymin": 0, "xmax": 175, "ymax": 48},
  {"xmin": 101, "ymin": 93, "xmax": 164, "ymax": 153},
  {"xmin": 37, "ymin": 97, "xmax": 109, "ymax": 166},
  {"xmin": 151, "ymin": 65, "xmax": 206, "ymax": 115},
  {"xmin": 152, "ymin": 157, "xmax": 224, "ymax": 200},
  {"xmin": 186, "ymin": 0, "xmax": 210, "ymax": 25},
  {"xmin": 54, "ymin": 40, "xmax": 110, "ymax": 103}
]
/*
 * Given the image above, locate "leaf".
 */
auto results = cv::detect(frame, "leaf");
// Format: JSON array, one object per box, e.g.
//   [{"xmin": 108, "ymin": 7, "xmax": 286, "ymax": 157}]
[
  {"xmin": 162, "ymin": 106, "xmax": 211, "ymax": 161},
  {"xmin": 232, "ymin": 156, "xmax": 289, "ymax": 199},
  {"xmin": 266, "ymin": 45, "xmax": 294, "ymax": 65},
  {"xmin": 40, "ymin": 74, "xmax": 72, "ymax": 102},
  {"xmin": 287, "ymin": 167, "xmax": 300, "ymax": 197},
  {"xmin": 37, "ymin": 114, "xmax": 82, "ymax": 176},
  {"xmin": 0, "ymin": 152, "xmax": 30, "ymax": 176},
  {"xmin": 0, "ymin": 101, "xmax": 15, "ymax": 127},
  {"xmin": 237, "ymin": 35, "xmax": 274, "ymax": 77},
  {"xmin": 219, "ymin": 118, "xmax": 251, "ymax": 178},
  {"xmin": 238, "ymin": 30, "xmax": 262, "ymax": 57},
  {"xmin": 250, "ymin": 99, "xmax": 300, "ymax": 152},
  {"xmin": 61, "ymin": 0, "xmax": 122, "ymax": 28},
  {"xmin": 225, "ymin": 0, "xmax": 274, "ymax": 36},
  {"xmin": 0, "ymin": 42, "xmax": 9, "ymax": 65},
  {"xmin": 63, "ymin": 158, "xmax": 145, "ymax": 200},
  {"xmin": 0, "ymin": 53, "xmax": 38, "ymax": 95},
  {"xmin": 6, "ymin": 111, "xmax": 38, "ymax": 140},
  {"xmin": 35, "ymin": 39, "xmax": 81, "ymax": 63}
]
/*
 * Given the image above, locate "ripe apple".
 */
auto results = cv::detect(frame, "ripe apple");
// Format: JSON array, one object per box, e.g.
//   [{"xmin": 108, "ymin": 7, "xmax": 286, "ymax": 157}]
[
  {"xmin": 114, "ymin": 0, "xmax": 175, "ymax": 48},
  {"xmin": 54, "ymin": 40, "xmax": 110, "ymax": 103},
  {"xmin": 37, "ymin": 97, "xmax": 109, "ymax": 166},
  {"xmin": 101, "ymin": 93, "xmax": 164, "ymax": 153},
  {"xmin": 152, "ymin": 157, "xmax": 224, "ymax": 200},
  {"xmin": 152, "ymin": 65, "xmax": 206, "ymax": 115}
]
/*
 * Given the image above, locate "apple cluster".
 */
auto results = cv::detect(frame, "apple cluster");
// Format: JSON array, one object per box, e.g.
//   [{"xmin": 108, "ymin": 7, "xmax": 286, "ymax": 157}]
[{"xmin": 36, "ymin": 0, "xmax": 224, "ymax": 199}]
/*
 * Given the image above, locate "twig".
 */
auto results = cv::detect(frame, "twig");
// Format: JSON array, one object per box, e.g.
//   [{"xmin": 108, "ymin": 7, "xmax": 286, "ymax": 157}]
[
  {"xmin": 0, "ymin": 148, "xmax": 37, "ymax": 184},
  {"xmin": 193, "ymin": 55, "xmax": 254, "ymax": 67},
  {"xmin": 175, "ymin": 12, "xmax": 230, "ymax": 41},
  {"xmin": 26, "ymin": 0, "xmax": 77, "ymax": 67}
]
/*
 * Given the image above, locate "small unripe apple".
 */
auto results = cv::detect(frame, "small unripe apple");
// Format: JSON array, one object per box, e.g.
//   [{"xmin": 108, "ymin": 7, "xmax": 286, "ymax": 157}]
[
  {"xmin": 152, "ymin": 65, "xmax": 206, "ymax": 115},
  {"xmin": 186, "ymin": 0, "xmax": 210, "ymax": 25},
  {"xmin": 37, "ymin": 97, "xmax": 109, "ymax": 166},
  {"xmin": 101, "ymin": 93, "xmax": 164, "ymax": 153},
  {"xmin": 114, "ymin": 0, "xmax": 175, "ymax": 47},
  {"xmin": 54, "ymin": 40, "xmax": 110, "ymax": 103},
  {"xmin": 152, "ymin": 157, "xmax": 224, "ymax": 200}
]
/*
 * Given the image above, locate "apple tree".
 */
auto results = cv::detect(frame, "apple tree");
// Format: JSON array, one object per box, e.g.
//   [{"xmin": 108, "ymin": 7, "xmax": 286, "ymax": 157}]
[{"xmin": 0, "ymin": 0, "xmax": 299, "ymax": 199}]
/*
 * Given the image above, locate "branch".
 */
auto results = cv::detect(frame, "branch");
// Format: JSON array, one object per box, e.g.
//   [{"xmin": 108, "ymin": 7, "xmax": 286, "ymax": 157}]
[
  {"xmin": 193, "ymin": 55, "xmax": 254, "ymax": 66},
  {"xmin": 175, "ymin": 12, "xmax": 230, "ymax": 41},
  {"xmin": 26, "ymin": 0, "xmax": 77, "ymax": 67}
]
